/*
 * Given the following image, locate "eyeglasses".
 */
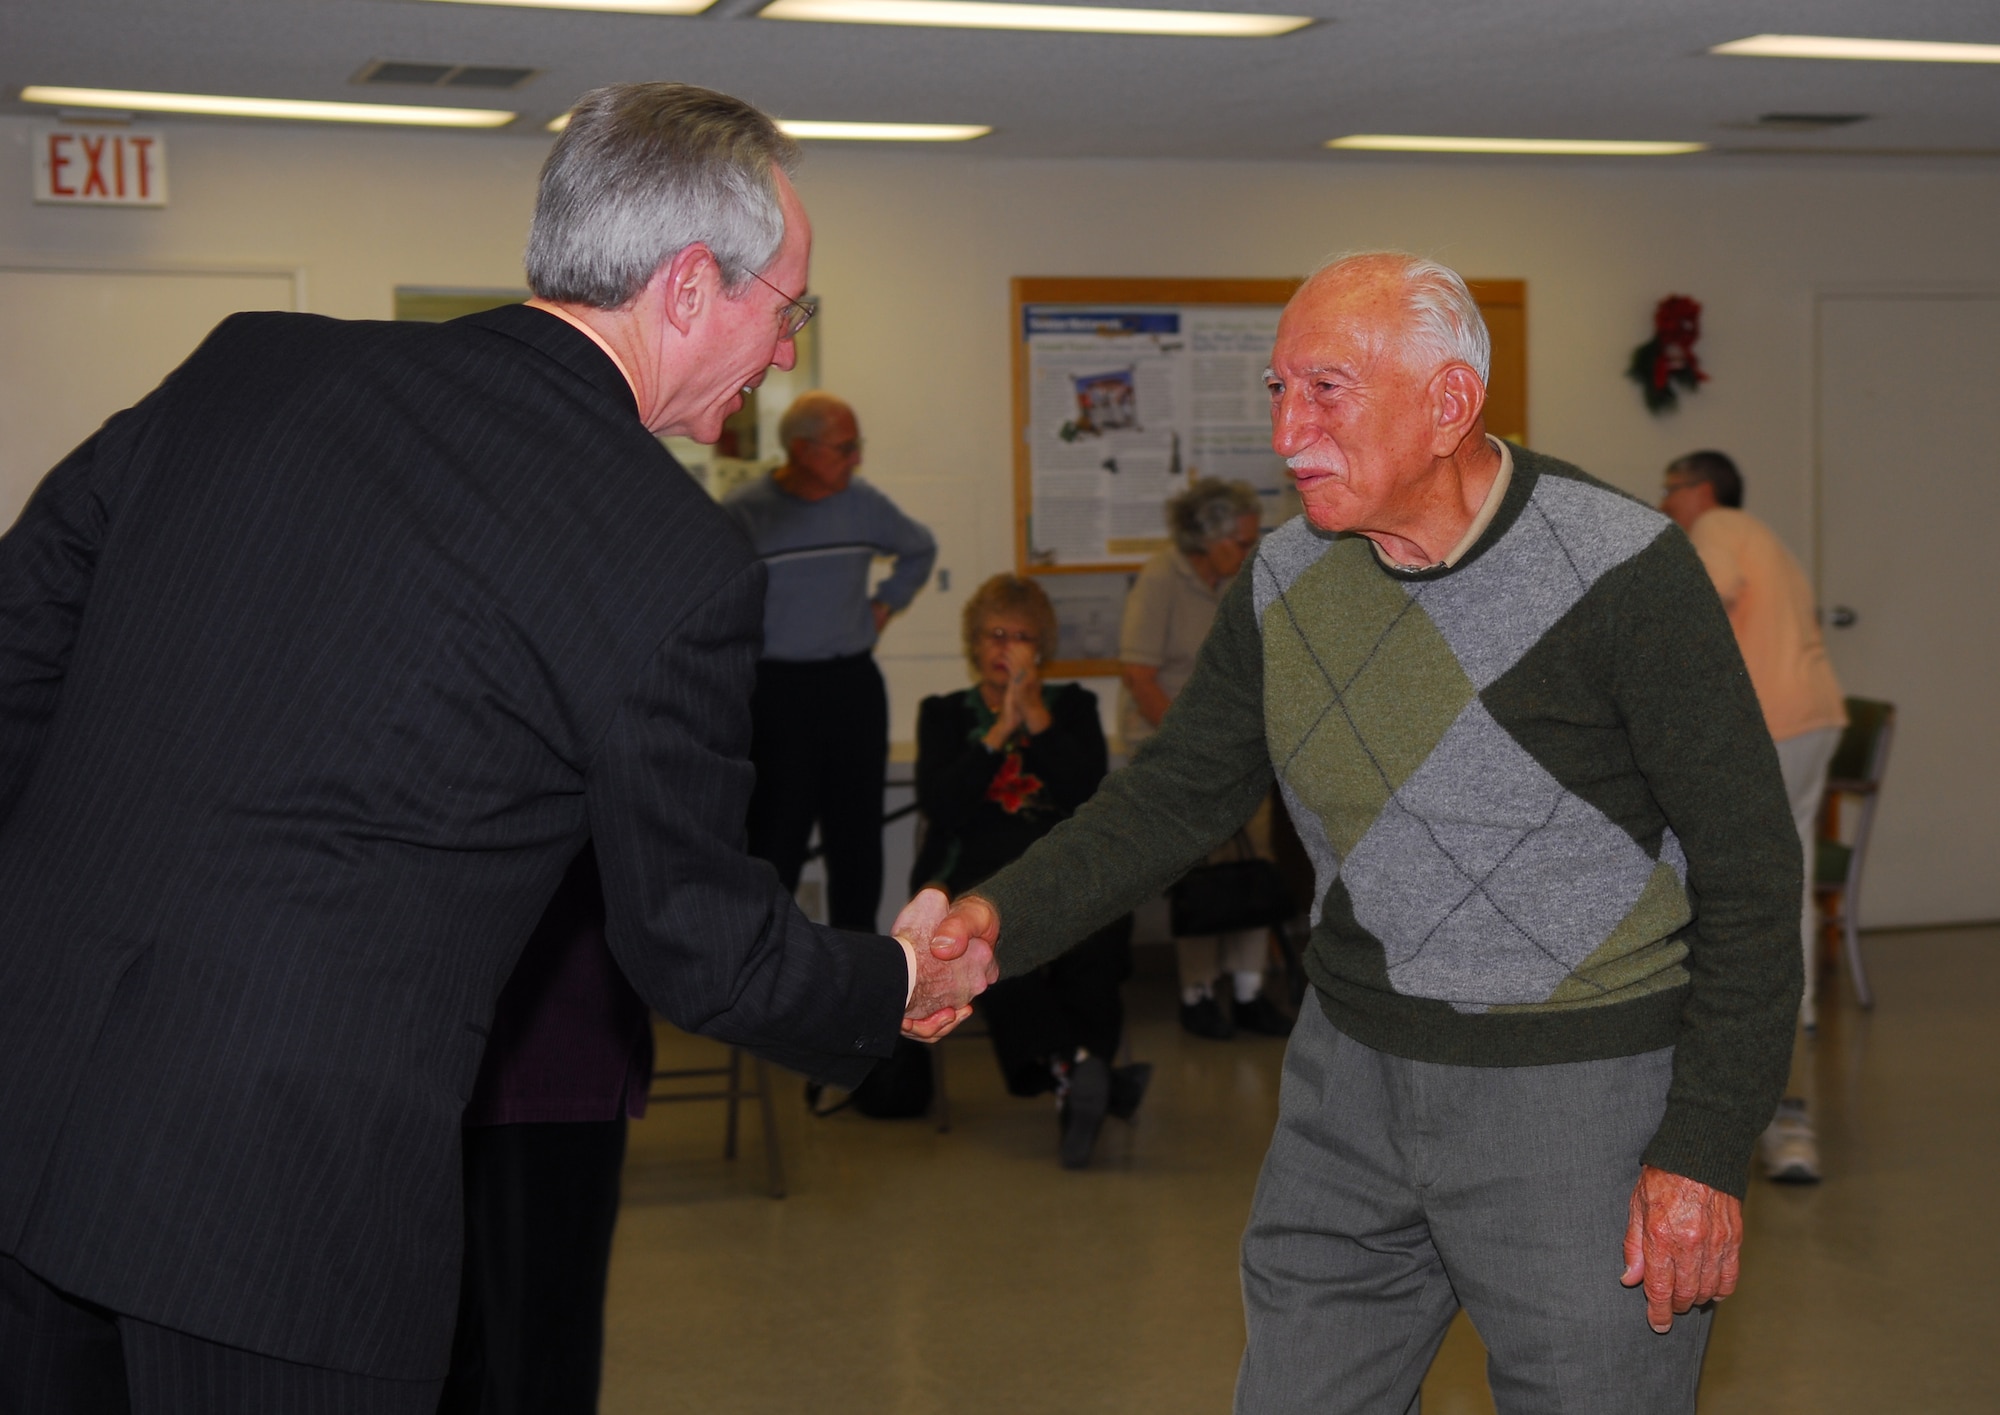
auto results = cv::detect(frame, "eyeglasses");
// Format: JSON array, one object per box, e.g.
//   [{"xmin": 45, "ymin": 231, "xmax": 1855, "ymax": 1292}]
[
  {"xmin": 749, "ymin": 269, "xmax": 818, "ymax": 340},
  {"xmin": 813, "ymin": 437, "xmax": 864, "ymax": 458},
  {"xmin": 979, "ymin": 628, "xmax": 1039, "ymax": 646}
]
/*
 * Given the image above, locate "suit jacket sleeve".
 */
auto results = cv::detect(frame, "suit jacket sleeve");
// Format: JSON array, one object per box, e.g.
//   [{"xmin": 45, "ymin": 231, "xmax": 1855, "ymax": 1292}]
[
  {"xmin": 585, "ymin": 559, "xmax": 907, "ymax": 1087},
  {"xmin": 0, "ymin": 402, "xmax": 152, "ymax": 818}
]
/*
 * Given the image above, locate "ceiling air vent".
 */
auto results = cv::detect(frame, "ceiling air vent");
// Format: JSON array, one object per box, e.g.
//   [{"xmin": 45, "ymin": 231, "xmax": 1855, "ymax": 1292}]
[
  {"xmin": 354, "ymin": 60, "xmax": 541, "ymax": 91},
  {"xmin": 1742, "ymin": 113, "xmax": 1872, "ymax": 132}
]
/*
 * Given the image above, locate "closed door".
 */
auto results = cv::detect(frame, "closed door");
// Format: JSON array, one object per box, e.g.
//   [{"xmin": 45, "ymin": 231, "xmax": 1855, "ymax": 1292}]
[
  {"xmin": 0, "ymin": 267, "xmax": 297, "ymax": 528},
  {"xmin": 1817, "ymin": 294, "xmax": 2000, "ymax": 927}
]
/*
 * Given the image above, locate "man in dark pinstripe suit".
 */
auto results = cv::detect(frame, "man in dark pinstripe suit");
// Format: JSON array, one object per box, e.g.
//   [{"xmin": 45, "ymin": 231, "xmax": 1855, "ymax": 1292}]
[{"xmin": 0, "ymin": 83, "xmax": 991, "ymax": 1414}]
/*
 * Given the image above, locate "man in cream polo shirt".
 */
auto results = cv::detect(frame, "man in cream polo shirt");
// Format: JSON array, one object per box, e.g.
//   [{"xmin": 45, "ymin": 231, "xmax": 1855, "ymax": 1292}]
[{"xmin": 1663, "ymin": 449, "xmax": 1847, "ymax": 1182}]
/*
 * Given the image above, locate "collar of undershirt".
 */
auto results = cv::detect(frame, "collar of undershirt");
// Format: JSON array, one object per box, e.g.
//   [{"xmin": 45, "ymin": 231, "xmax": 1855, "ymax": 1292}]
[
  {"xmin": 523, "ymin": 299, "xmax": 641, "ymax": 407},
  {"xmin": 1371, "ymin": 435, "xmax": 1515, "ymax": 574}
]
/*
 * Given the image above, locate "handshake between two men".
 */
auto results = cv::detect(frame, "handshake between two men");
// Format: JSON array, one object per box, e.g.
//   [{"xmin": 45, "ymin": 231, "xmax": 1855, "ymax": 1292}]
[{"xmin": 894, "ymin": 888, "xmax": 1003, "ymax": 1041}]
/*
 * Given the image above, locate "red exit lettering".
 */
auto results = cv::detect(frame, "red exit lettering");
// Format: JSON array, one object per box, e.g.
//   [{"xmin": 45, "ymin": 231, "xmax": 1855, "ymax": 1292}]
[
  {"xmin": 46, "ymin": 132, "xmax": 76, "ymax": 197},
  {"xmin": 37, "ymin": 127, "xmax": 167, "ymax": 206}
]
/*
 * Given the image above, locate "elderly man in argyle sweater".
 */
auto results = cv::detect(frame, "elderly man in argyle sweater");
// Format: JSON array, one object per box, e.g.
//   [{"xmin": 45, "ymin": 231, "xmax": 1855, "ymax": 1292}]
[{"xmin": 920, "ymin": 253, "xmax": 1799, "ymax": 1413}]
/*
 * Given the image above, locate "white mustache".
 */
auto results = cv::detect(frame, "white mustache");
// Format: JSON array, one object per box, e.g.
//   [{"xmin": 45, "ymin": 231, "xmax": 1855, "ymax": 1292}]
[{"xmin": 1286, "ymin": 454, "xmax": 1342, "ymax": 474}]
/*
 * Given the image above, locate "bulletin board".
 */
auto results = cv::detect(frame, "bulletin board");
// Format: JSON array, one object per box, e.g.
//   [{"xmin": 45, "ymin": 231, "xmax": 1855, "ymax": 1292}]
[
  {"xmin": 1012, "ymin": 277, "xmax": 1300, "ymax": 674},
  {"xmin": 1011, "ymin": 275, "xmax": 1527, "ymax": 676}
]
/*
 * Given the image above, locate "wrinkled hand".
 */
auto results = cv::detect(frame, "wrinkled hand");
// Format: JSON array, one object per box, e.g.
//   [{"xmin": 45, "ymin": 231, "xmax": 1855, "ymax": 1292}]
[
  {"xmin": 926, "ymin": 893, "xmax": 1001, "ymax": 968},
  {"xmin": 1621, "ymin": 1164, "xmax": 1743, "ymax": 1332},
  {"xmin": 893, "ymin": 888, "xmax": 996, "ymax": 1041}
]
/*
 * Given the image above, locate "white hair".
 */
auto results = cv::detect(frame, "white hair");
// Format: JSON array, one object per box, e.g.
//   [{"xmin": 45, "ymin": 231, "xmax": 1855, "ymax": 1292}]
[
  {"xmin": 527, "ymin": 83, "xmax": 799, "ymax": 308},
  {"xmin": 1310, "ymin": 251, "xmax": 1491, "ymax": 384}
]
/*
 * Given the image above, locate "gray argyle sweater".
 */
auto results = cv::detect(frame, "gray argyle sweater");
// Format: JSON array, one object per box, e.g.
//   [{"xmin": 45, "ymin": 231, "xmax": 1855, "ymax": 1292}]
[{"xmin": 979, "ymin": 446, "xmax": 1801, "ymax": 1194}]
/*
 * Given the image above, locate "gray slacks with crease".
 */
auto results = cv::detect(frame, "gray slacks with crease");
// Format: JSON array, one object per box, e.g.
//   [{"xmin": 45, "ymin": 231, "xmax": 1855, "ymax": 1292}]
[{"xmin": 1236, "ymin": 1001, "xmax": 1710, "ymax": 1415}]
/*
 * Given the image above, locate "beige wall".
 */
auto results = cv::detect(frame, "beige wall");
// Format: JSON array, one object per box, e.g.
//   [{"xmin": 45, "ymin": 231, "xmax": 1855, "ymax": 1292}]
[{"xmin": 5, "ymin": 115, "xmax": 1999, "ymax": 757}]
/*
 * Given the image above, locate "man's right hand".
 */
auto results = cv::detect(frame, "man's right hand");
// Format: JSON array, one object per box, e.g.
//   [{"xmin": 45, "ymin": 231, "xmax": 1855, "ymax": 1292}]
[{"xmin": 895, "ymin": 888, "xmax": 998, "ymax": 1041}]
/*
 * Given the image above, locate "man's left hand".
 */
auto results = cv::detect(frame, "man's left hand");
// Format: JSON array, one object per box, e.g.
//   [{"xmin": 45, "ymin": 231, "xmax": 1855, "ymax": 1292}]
[
  {"xmin": 1621, "ymin": 1164, "xmax": 1742, "ymax": 1333},
  {"xmin": 870, "ymin": 600, "xmax": 893, "ymax": 635},
  {"xmin": 892, "ymin": 887, "xmax": 992, "ymax": 1041}
]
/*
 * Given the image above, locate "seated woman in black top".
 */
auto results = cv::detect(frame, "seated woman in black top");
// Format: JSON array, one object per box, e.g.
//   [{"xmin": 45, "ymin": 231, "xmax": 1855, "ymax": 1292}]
[{"xmin": 912, "ymin": 574, "xmax": 1150, "ymax": 1169}]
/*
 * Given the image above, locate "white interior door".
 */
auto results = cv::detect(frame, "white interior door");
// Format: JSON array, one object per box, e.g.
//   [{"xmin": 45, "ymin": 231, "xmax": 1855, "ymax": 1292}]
[
  {"xmin": 0, "ymin": 266, "xmax": 298, "ymax": 528},
  {"xmin": 1817, "ymin": 294, "xmax": 2000, "ymax": 927}
]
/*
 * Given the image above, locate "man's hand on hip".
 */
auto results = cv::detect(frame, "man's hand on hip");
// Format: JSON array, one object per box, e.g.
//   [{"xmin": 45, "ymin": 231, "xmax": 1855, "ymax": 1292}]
[{"xmin": 1621, "ymin": 1164, "xmax": 1743, "ymax": 1332}]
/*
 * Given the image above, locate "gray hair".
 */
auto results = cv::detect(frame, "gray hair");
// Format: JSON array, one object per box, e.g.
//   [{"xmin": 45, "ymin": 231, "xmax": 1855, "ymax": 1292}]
[
  {"xmin": 1311, "ymin": 251, "xmax": 1491, "ymax": 384},
  {"xmin": 778, "ymin": 392, "xmax": 842, "ymax": 452},
  {"xmin": 1168, "ymin": 478, "xmax": 1261, "ymax": 557},
  {"xmin": 526, "ymin": 83, "xmax": 800, "ymax": 308}
]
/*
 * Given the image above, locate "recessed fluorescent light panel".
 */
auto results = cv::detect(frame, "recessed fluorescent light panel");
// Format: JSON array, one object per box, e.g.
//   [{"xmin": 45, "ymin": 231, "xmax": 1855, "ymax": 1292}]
[
  {"xmin": 546, "ymin": 112, "xmax": 989, "ymax": 139},
  {"xmin": 760, "ymin": 0, "xmax": 1310, "ymax": 38},
  {"xmin": 20, "ymin": 85, "xmax": 515, "ymax": 127},
  {"xmin": 778, "ymin": 120, "xmax": 990, "ymax": 140},
  {"xmin": 1328, "ymin": 134, "xmax": 1706, "ymax": 156},
  {"xmin": 420, "ymin": 0, "xmax": 717, "ymax": 13},
  {"xmin": 1711, "ymin": 34, "xmax": 2000, "ymax": 64}
]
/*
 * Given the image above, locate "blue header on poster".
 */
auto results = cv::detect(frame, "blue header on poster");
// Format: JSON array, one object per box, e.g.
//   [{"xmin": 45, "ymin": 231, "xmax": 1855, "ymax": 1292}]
[{"xmin": 1024, "ymin": 309, "xmax": 1181, "ymax": 337}]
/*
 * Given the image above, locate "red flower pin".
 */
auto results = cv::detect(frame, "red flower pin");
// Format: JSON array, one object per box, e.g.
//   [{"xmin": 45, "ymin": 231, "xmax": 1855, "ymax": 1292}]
[{"xmin": 986, "ymin": 751, "xmax": 1044, "ymax": 814}]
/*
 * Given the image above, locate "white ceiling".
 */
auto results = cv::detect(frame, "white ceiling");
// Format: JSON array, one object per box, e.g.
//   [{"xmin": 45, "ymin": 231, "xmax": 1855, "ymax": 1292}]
[{"xmin": 4, "ymin": 0, "xmax": 1999, "ymax": 160}]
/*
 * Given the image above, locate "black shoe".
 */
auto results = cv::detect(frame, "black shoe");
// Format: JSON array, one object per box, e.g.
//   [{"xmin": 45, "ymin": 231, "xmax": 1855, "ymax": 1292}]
[
  {"xmin": 1108, "ymin": 1062, "xmax": 1153, "ymax": 1120},
  {"xmin": 1232, "ymin": 994, "xmax": 1294, "ymax": 1037},
  {"xmin": 1058, "ymin": 1056, "xmax": 1110, "ymax": 1169},
  {"xmin": 1179, "ymin": 995, "xmax": 1234, "ymax": 1040}
]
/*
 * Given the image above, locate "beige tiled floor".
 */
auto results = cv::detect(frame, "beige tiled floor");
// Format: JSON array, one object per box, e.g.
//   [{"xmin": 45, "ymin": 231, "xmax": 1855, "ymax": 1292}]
[{"xmin": 603, "ymin": 926, "xmax": 2000, "ymax": 1413}]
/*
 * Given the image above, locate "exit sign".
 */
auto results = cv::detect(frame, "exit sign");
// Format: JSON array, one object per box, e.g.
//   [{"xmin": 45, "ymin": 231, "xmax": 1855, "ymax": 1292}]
[{"xmin": 34, "ymin": 126, "xmax": 169, "ymax": 207}]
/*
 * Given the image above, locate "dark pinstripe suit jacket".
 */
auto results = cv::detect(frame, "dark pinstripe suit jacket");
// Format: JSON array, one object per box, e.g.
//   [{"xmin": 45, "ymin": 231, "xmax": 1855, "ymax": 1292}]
[{"xmin": 0, "ymin": 305, "xmax": 906, "ymax": 1379}]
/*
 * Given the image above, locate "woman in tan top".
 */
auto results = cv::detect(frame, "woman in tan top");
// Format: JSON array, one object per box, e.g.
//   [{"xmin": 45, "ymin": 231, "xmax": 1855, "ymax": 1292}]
[{"xmin": 1119, "ymin": 478, "xmax": 1290, "ymax": 1039}]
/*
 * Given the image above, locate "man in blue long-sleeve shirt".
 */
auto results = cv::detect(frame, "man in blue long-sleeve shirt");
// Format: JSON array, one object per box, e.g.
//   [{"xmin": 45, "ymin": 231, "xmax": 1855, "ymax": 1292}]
[{"xmin": 724, "ymin": 392, "xmax": 936, "ymax": 930}]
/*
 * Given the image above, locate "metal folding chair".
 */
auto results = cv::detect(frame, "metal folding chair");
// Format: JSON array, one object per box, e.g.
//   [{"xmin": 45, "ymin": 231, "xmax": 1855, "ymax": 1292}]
[
  {"xmin": 649, "ymin": 1047, "xmax": 787, "ymax": 1198},
  {"xmin": 1814, "ymin": 697, "xmax": 1896, "ymax": 1010}
]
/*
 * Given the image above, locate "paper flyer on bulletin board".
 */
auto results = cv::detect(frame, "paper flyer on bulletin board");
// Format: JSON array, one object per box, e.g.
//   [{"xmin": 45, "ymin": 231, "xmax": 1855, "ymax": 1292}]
[{"xmin": 1021, "ymin": 301, "xmax": 1292, "ymax": 568}]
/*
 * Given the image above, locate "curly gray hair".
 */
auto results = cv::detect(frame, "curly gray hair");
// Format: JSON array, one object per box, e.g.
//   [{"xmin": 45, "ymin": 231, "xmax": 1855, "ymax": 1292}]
[{"xmin": 1168, "ymin": 478, "xmax": 1261, "ymax": 558}]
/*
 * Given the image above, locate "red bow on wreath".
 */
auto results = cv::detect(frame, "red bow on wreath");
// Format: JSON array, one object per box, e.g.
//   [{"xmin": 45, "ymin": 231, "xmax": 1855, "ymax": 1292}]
[{"xmin": 1626, "ymin": 295, "xmax": 1708, "ymax": 414}]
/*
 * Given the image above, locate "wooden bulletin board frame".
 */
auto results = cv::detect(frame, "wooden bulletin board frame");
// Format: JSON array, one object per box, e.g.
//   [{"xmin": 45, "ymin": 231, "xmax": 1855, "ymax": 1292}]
[
  {"xmin": 1011, "ymin": 275, "xmax": 1527, "ymax": 676},
  {"xmin": 1012, "ymin": 277, "xmax": 1301, "ymax": 674},
  {"xmin": 1465, "ymin": 279, "xmax": 1528, "ymax": 446}
]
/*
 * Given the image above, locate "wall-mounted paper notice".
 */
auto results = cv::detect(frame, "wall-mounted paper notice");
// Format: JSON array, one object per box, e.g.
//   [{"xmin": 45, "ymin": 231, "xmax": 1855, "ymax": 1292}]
[{"xmin": 1023, "ymin": 303, "xmax": 1288, "ymax": 566}]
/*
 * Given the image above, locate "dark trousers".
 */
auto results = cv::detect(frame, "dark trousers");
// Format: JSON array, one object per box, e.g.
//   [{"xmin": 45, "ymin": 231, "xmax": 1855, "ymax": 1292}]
[
  {"xmin": 438, "ymin": 1118, "xmax": 628, "ymax": 1415},
  {"xmin": 977, "ymin": 916, "xmax": 1133, "ymax": 1097},
  {"xmin": 0, "ymin": 1251, "xmax": 443, "ymax": 1415},
  {"xmin": 746, "ymin": 654, "xmax": 888, "ymax": 931}
]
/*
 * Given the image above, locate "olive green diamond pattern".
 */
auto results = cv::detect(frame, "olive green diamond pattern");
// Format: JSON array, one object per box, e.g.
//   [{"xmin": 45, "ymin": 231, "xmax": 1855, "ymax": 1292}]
[
  {"xmin": 1261, "ymin": 539, "xmax": 1475, "ymax": 857},
  {"xmin": 1493, "ymin": 859, "xmax": 1693, "ymax": 1012}
]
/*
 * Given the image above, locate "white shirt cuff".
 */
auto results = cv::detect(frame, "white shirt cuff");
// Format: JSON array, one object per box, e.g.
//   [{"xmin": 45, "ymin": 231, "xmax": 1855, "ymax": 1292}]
[{"xmin": 898, "ymin": 936, "xmax": 918, "ymax": 1006}]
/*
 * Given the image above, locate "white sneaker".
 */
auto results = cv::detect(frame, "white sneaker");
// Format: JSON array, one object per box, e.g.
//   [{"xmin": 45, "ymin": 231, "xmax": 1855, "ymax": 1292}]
[{"xmin": 1759, "ymin": 1098, "xmax": 1822, "ymax": 1183}]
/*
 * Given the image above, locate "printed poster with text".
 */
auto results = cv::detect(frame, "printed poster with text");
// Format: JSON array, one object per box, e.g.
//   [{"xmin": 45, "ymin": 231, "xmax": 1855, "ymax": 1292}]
[{"xmin": 1024, "ymin": 304, "xmax": 1287, "ymax": 567}]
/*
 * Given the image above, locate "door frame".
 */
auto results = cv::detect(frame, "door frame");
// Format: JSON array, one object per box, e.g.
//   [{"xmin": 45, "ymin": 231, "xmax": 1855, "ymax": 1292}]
[{"xmin": 0, "ymin": 256, "xmax": 306, "ymax": 308}]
